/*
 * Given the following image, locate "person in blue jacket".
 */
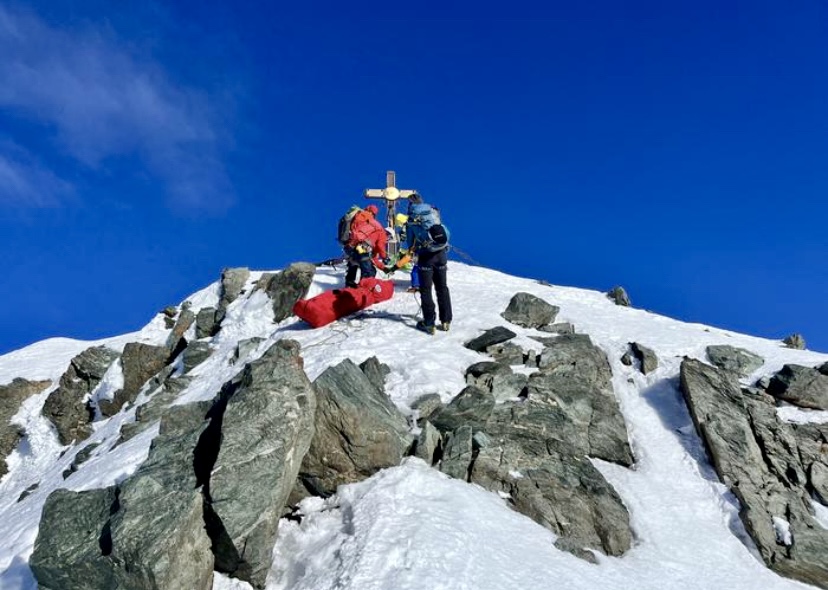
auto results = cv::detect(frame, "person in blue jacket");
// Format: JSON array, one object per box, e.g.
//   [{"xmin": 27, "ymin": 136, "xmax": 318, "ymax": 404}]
[{"xmin": 405, "ymin": 193, "xmax": 452, "ymax": 335}]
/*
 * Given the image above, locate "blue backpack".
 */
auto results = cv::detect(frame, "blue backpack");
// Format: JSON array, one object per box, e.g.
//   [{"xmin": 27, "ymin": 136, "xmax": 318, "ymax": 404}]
[{"xmin": 407, "ymin": 203, "xmax": 450, "ymax": 253}]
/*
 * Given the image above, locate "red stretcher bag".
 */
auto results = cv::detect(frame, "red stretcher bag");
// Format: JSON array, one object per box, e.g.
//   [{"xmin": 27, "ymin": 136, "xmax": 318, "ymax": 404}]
[{"xmin": 292, "ymin": 278, "xmax": 394, "ymax": 328}]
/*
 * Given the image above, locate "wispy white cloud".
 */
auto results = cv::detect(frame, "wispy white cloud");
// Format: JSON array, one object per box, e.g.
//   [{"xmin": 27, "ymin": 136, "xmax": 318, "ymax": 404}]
[
  {"xmin": 0, "ymin": 6, "xmax": 234, "ymax": 212},
  {"xmin": 0, "ymin": 141, "xmax": 73, "ymax": 207}
]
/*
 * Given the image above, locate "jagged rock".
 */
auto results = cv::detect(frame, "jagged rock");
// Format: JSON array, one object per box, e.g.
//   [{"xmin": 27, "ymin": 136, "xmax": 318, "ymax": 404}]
[
  {"xmin": 99, "ymin": 343, "xmax": 169, "ymax": 417},
  {"xmin": 411, "ymin": 394, "xmax": 443, "ymax": 423},
  {"xmin": 62, "ymin": 442, "xmax": 101, "ymax": 479},
  {"xmin": 182, "ymin": 341, "xmax": 212, "ymax": 374},
  {"xmin": 165, "ymin": 308, "xmax": 195, "ymax": 352},
  {"xmin": 620, "ymin": 352, "xmax": 633, "ymax": 366},
  {"xmin": 631, "ymin": 342, "xmax": 658, "ymax": 375},
  {"xmin": 263, "ymin": 262, "xmax": 316, "ymax": 323},
  {"xmin": 17, "ymin": 482, "xmax": 38, "ymax": 502},
  {"xmin": 440, "ymin": 426, "xmax": 473, "ymax": 480},
  {"xmin": 812, "ymin": 462, "xmax": 828, "ymax": 506},
  {"xmin": 413, "ymin": 421, "xmax": 442, "ymax": 465},
  {"xmin": 819, "ymin": 362, "xmax": 828, "ymax": 376},
  {"xmin": 30, "ymin": 487, "xmax": 120, "ymax": 589},
  {"xmin": 430, "ymin": 386, "xmax": 495, "ymax": 433},
  {"xmin": 539, "ymin": 322, "xmax": 575, "ymax": 335},
  {"xmin": 196, "ymin": 306, "xmax": 223, "ymax": 339},
  {"xmin": 529, "ymin": 335, "xmax": 562, "ymax": 348},
  {"xmin": 300, "ymin": 358, "xmax": 409, "ymax": 498},
  {"xmin": 206, "ymin": 340, "xmax": 316, "ymax": 588},
  {"xmin": 464, "ymin": 327, "xmax": 517, "ymax": 353},
  {"xmin": 164, "ymin": 316, "xmax": 175, "ymax": 329},
  {"xmin": 790, "ymin": 423, "xmax": 828, "ymax": 505},
  {"xmin": 43, "ymin": 346, "xmax": 119, "ymax": 445},
  {"xmin": 234, "ymin": 337, "xmax": 264, "ymax": 363},
  {"xmin": 491, "ymin": 373, "xmax": 529, "ymax": 401},
  {"xmin": 465, "ymin": 362, "xmax": 527, "ymax": 401},
  {"xmin": 784, "ymin": 333, "xmax": 806, "ymax": 350},
  {"xmin": 501, "ymin": 292, "xmax": 559, "ymax": 328},
  {"xmin": 486, "ymin": 341, "xmax": 525, "ymax": 365},
  {"xmin": 680, "ymin": 358, "xmax": 828, "ymax": 588},
  {"xmin": 767, "ymin": 365, "xmax": 828, "ymax": 410},
  {"xmin": 706, "ymin": 344, "xmax": 764, "ymax": 378},
  {"xmin": 118, "ymin": 375, "xmax": 192, "ymax": 443},
  {"xmin": 607, "ymin": 286, "xmax": 630, "ymax": 306},
  {"xmin": 1, "ymin": 378, "xmax": 50, "ymax": 477},
  {"xmin": 465, "ymin": 362, "xmax": 511, "ymax": 386},
  {"xmin": 219, "ymin": 267, "xmax": 250, "ymax": 311},
  {"xmin": 109, "ymin": 401, "xmax": 214, "ymax": 589},
  {"xmin": 554, "ymin": 537, "xmax": 599, "ymax": 564},
  {"xmin": 360, "ymin": 356, "xmax": 391, "ymax": 392},
  {"xmin": 538, "ymin": 334, "xmax": 611, "ymax": 386}
]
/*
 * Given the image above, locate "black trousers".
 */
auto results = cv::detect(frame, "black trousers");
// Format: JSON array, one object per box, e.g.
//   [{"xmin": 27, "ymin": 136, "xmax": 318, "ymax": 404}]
[
  {"xmin": 417, "ymin": 249, "xmax": 452, "ymax": 326},
  {"xmin": 345, "ymin": 248, "xmax": 376, "ymax": 287}
]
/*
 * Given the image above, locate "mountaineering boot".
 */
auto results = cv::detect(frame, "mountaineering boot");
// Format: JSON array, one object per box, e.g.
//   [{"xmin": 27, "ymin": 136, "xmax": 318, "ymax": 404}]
[
  {"xmin": 437, "ymin": 322, "xmax": 450, "ymax": 332},
  {"xmin": 406, "ymin": 286, "xmax": 419, "ymax": 293},
  {"xmin": 416, "ymin": 321, "xmax": 436, "ymax": 335}
]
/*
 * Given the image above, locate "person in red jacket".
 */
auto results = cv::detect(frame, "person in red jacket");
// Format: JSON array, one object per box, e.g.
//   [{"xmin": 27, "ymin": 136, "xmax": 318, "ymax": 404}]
[{"xmin": 345, "ymin": 204, "xmax": 388, "ymax": 287}]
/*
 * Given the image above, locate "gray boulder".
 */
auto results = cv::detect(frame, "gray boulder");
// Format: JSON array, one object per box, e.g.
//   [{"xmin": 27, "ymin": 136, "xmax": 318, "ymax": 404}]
[
  {"xmin": 819, "ymin": 362, "xmax": 828, "ymax": 376},
  {"xmin": 99, "ymin": 343, "xmax": 170, "ymax": 417},
  {"xmin": 501, "ymin": 292, "xmax": 559, "ymax": 329},
  {"xmin": 486, "ymin": 341, "xmax": 526, "ymax": 365},
  {"xmin": 631, "ymin": 342, "xmax": 659, "ymax": 375},
  {"xmin": 165, "ymin": 308, "xmax": 195, "ymax": 352},
  {"xmin": 539, "ymin": 322, "xmax": 575, "ymax": 335},
  {"xmin": 182, "ymin": 341, "xmax": 213, "ymax": 374},
  {"xmin": 1, "ymin": 378, "xmax": 51, "ymax": 477},
  {"xmin": 767, "ymin": 364, "xmax": 828, "ymax": 410},
  {"xmin": 30, "ymin": 487, "xmax": 120, "ymax": 590},
  {"xmin": 234, "ymin": 337, "xmax": 264, "ymax": 364},
  {"xmin": 262, "ymin": 262, "xmax": 316, "ymax": 323},
  {"xmin": 680, "ymin": 358, "xmax": 828, "ymax": 588},
  {"xmin": 360, "ymin": 356, "xmax": 391, "ymax": 392},
  {"xmin": 607, "ymin": 286, "xmax": 631, "ymax": 306},
  {"xmin": 208, "ymin": 340, "xmax": 317, "ymax": 588},
  {"xmin": 300, "ymin": 358, "xmax": 410, "ymax": 498},
  {"xmin": 784, "ymin": 333, "xmax": 807, "ymax": 350},
  {"xmin": 118, "ymin": 375, "xmax": 192, "ymax": 444},
  {"xmin": 62, "ymin": 442, "xmax": 101, "ymax": 480},
  {"xmin": 706, "ymin": 344, "xmax": 764, "ymax": 378},
  {"xmin": 196, "ymin": 306, "xmax": 223, "ymax": 339},
  {"xmin": 430, "ymin": 386, "xmax": 495, "ymax": 433},
  {"xmin": 464, "ymin": 327, "xmax": 517, "ymax": 353},
  {"xmin": 43, "ymin": 346, "xmax": 119, "ymax": 444},
  {"xmin": 790, "ymin": 423, "xmax": 828, "ymax": 505},
  {"xmin": 219, "ymin": 267, "xmax": 250, "ymax": 310},
  {"xmin": 413, "ymin": 421, "xmax": 442, "ymax": 465},
  {"xmin": 411, "ymin": 393, "xmax": 443, "ymax": 423},
  {"xmin": 440, "ymin": 426, "xmax": 474, "ymax": 480}
]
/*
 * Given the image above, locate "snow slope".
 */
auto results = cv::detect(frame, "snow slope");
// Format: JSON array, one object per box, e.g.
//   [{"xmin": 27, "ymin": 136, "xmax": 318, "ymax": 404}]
[{"xmin": 1, "ymin": 262, "xmax": 826, "ymax": 590}]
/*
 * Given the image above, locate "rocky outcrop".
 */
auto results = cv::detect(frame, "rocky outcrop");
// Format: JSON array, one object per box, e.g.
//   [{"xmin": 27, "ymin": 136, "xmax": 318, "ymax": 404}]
[
  {"xmin": 219, "ymin": 267, "xmax": 250, "ymax": 311},
  {"xmin": 501, "ymin": 292, "xmax": 559, "ymax": 329},
  {"xmin": 631, "ymin": 342, "xmax": 658, "ymax": 375},
  {"xmin": 42, "ymin": 346, "xmax": 119, "ymax": 445},
  {"xmin": 1, "ymin": 378, "xmax": 50, "ymax": 478},
  {"xmin": 464, "ymin": 362, "xmax": 526, "ymax": 401},
  {"xmin": 118, "ymin": 374, "xmax": 192, "ymax": 443},
  {"xmin": 486, "ymin": 341, "xmax": 526, "ymax": 365},
  {"xmin": 464, "ymin": 327, "xmax": 516, "ymax": 353},
  {"xmin": 767, "ymin": 364, "xmax": 828, "ymax": 410},
  {"xmin": 790, "ymin": 423, "xmax": 828, "ymax": 505},
  {"xmin": 299, "ymin": 358, "xmax": 410, "ymax": 498},
  {"xmin": 196, "ymin": 307, "xmax": 224, "ymax": 339},
  {"xmin": 234, "ymin": 337, "xmax": 264, "ymax": 364},
  {"xmin": 262, "ymin": 262, "xmax": 316, "ymax": 323},
  {"xmin": 607, "ymin": 286, "xmax": 630, "ymax": 306},
  {"xmin": 165, "ymin": 308, "xmax": 195, "ymax": 352},
  {"xmin": 182, "ymin": 341, "xmax": 212, "ymax": 374},
  {"xmin": 99, "ymin": 343, "xmax": 170, "ymax": 417},
  {"xmin": 207, "ymin": 340, "xmax": 317, "ymax": 588},
  {"xmin": 539, "ymin": 322, "xmax": 575, "ymax": 335},
  {"xmin": 680, "ymin": 358, "xmax": 828, "ymax": 588},
  {"xmin": 706, "ymin": 345, "xmax": 763, "ymax": 378},
  {"xmin": 360, "ymin": 356, "xmax": 390, "ymax": 393},
  {"xmin": 784, "ymin": 333, "xmax": 806, "ymax": 350}
]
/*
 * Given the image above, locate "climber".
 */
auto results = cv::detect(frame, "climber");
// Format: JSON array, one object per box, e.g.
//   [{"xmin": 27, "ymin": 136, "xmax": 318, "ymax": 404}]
[
  {"xmin": 405, "ymin": 193, "xmax": 452, "ymax": 334},
  {"xmin": 343, "ymin": 204, "xmax": 388, "ymax": 288}
]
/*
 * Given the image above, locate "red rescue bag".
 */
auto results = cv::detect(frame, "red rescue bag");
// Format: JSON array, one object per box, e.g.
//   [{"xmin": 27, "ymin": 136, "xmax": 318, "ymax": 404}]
[{"xmin": 292, "ymin": 278, "xmax": 394, "ymax": 328}]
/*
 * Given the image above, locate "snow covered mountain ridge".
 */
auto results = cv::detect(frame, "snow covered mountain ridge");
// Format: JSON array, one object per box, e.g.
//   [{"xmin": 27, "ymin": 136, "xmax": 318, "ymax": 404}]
[{"xmin": 1, "ymin": 261, "xmax": 827, "ymax": 590}]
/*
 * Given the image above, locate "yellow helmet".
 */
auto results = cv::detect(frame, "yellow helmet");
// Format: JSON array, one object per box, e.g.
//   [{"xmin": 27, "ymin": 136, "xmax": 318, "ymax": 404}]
[{"xmin": 395, "ymin": 213, "xmax": 408, "ymax": 226}]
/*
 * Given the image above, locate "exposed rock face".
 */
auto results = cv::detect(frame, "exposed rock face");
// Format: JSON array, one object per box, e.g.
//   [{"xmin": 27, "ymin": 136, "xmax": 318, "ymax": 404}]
[
  {"xmin": 360, "ymin": 356, "xmax": 390, "ymax": 393},
  {"xmin": 30, "ymin": 487, "xmax": 120, "ymax": 590},
  {"xmin": 783, "ymin": 333, "xmax": 806, "ymax": 350},
  {"xmin": 165, "ymin": 308, "xmax": 195, "ymax": 351},
  {"xmin": 767, "ymin": 364, "xmax": 828, "ymax": 410},
  {"xmin": 486, "ymin": 341, "xmax": 526, "ymax": 365},
  {"xmin": 234, "ymin": 337, "xmax": 264, "ymax": 364},
  {"xmin": 539, "ymin": 322, "xmax": 575, "ymax": 335},
  {"xmin": 263, "ymin": 262, "xmax": 316, "ymax": 323},
  {"xmin": 631, "ymin": 342, "xmax": 659, "ymax": 375},
  {"xmin": 299, "ymin": 358, "xmax": 410, "ymax": 498},
  {"xmin": 819, "ymin": 362, "xmax": 828, "ymax": 376},
  {"xmin": 1, "ymin": 378, "xmax": 50, "ymax": 478},
  {"xmin": 196, "ymin": 307, "xmax": 224, "ymax": 339},
  {"xmin": 109, "ymin": 401, "xmax": 215, "ymax": 590},
  {"xmin": 501, "ymin": 292, "xmax": 559, "ymax": 328},
  {"xmin": 411, "ymin": 394, "xmax": 442, "ymax": 423},
  {"xmin": 790, "ymin": 423, "xmax": 828, "ymax": 505},
  {"xmin": 62, "ymin": 442, "xmax": 101, "ymax": 480},
  {"xmin": 706, "ymin": 344, "xmax": 764, "ymax": 378},
  {"xmin": 607, "ymin": 286, "xmax": 630, "ymax": 306},
  {"xmin": 413, "ymin": 421, "xmax": 442, "ymax": 465},
  {"xmin": 464, "ymin": 362, "xmax": 526, "ymax": 401},
  {"xmin": 207, "ymin": 340, "xmax": 317, "ymax": 589},
  {"xmin": 431, "ymin": 386, "xmax": 495, "ymax": 433},
  {"xmin": 42, "ymin": 346, "xmax": 119, "ymax": 445},
  {"xmin": 99, "ymin": 343, "xmax": 169, "ymax": 417},
  {"xmin": 118, "ymin": 375, "xmax": 192, "ymax": 443},
  {"xmin": 464, "ymin": 327, "xmax": 517, "ymax": 352},
  {"xmin": 219, "ymin": 267, "xmax": 250, "ymax": 310},
  {"xmin": 182, "ymin": 341, "xmax": 212, "ymax": 374},
  {"xmin": 680, "ymin": 358, "xmax": 828, "ymax": 588}
]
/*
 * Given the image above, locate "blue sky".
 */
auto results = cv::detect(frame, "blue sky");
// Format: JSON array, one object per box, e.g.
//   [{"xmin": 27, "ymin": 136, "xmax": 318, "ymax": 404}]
[{"xmin": 1, "ymin": 1, "xmax": 826, "ymax": 354}]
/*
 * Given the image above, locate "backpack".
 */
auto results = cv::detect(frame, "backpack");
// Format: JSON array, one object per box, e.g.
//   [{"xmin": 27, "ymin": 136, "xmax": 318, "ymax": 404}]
[
  {"xmin": 337, "ymin": 206, "xmax": 361, "ymax": 245},
  {"xmin": 408, "ymin": 203, "xmax": 450, "ymax": 252}
]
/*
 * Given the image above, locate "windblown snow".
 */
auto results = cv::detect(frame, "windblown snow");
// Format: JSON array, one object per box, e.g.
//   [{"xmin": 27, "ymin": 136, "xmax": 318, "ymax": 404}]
[{"xmin": 1, "ymin": 262, "xmax": 826, "ymax": 590}]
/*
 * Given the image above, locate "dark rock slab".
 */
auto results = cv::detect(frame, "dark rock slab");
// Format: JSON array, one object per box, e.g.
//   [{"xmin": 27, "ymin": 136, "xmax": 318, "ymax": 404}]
[
  {"xmin": 784, "ymin": 334, "xmax": 806, "ymax": 350},
  {"xmin": 539, "ymin": 322, "xmax": 575, "ymax": 335},
  {"xmin": 263, "ymin": 262, "xmax": 316, "ymax": 323},
  {"xmin": 706, "ymin": 344, "xmax": 764, "ymax": 378},
  {"xmin": 819, "ymin": 362, "xmax": 828, "ymax": 376},
  {"xmin": 680, "ymin": 358, "xmax": 828, "ymax": 588},
  {"xmin": 165, "ymin": 308, "xmax": 195, "ymax": 352},
  {"xmin": 182, "ymin": 341, "xmax": 213, "ymax": 374},
  {"xmin": 360, "ymin": 356, "xmax": 391, "ymax": 392},
  {"xmin": 17, "ymin": 482, "xmax": 38, "ymax": 502},
  {"xmin": 196, "ymin": 306, "xmax": 223, "ymax": 339},
  {"xmin": 62, "ymin": 442, "xmax": 101, "ymax": 480},
  {"xmin": 768, "ymin": 364, "xmax": 828, "ymax": 410},
  {"xmin": 411, "ymin": 393, "xmax": 443, "ymax": 423},
  {"xmin": 413, "ymin": 421, "xmax": 442, "ymax": 465},
  {"xmin": 1, "ymin": 378, "xmax": 50, "ymax": 477},
  {"xmin": 607, "ymin": 286, "xmax": 630, "ymax": 306},
  {"xmin": 43, "ymin": 346, "xmax": 119, "ymax": 445},
  {"xmin": 207, "ymin": 340, "xmax": 317, "ymax": 589},
  {"xmin": 430, "ymin": 386, "xmax": 495, "ymax": 433},
  {"xmin": 219, "ymin": 267, "xmax": 250, "ymax": 310},
  {"xmin": 99, "ymin": 343, "xmax": 170, "ymax": 417},
  {"xmin": 631, "ymin": 342, "xmax": 659, "ymax": 375},
  {"xmin": 486, "ymin": 341, "xmax": 526, "ymax": 365},
  {"xmin": 501, "ymin": 292, "xmax": 559, "ymax": 328},
  {"xmin": 464, "ymin": 327, "xmax": 517, "ymax": 353},
  {"xmin": 440, "ymin": 426, "xmax": 473, "ymax": 480},
  {"xmin": 300, "ymin": 358, "xmax": 409, "ymax": 498}
]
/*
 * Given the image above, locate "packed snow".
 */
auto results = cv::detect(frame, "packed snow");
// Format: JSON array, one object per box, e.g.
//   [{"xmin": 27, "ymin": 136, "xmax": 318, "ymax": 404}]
[{"xmin": 1, "ymin": 262, "xmax": 826, "ymax": 590}]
